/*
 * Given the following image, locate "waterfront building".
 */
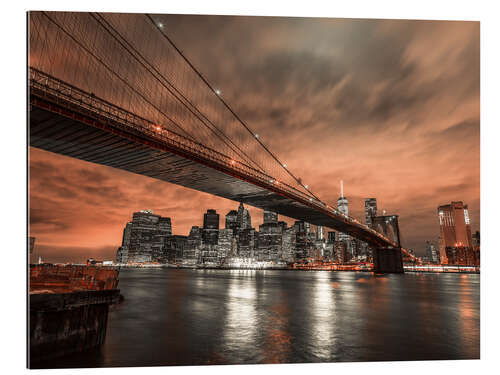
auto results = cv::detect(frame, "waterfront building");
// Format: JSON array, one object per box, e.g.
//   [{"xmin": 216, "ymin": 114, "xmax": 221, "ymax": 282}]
[
  {"xmin": 438, "ymin": 201, "xmax": 477, "ymax": 265},
  {"xmin": 164, "ymin": 235, "xmax": 188, "ymax": 264},
  {"xmin": 323, "ymin": 241, "xmax": 334, "ymax": 261},
  {"xmin": 257, "ymin": 221, "xmax": 284, "ymax": 262},
  {"xmin": 282, "ymin": 226, "xmax": 297, "ymax": 262},
  {"xmin": 304, "ymin": 221, "xmax": 311, "ymax": 234},
  {"xmin": 183, "ymin": 226, "xmax": 203, "ymax": 266},
  {"xmin": 263, "ymin": 210, "xmax": 278, "ymax": 224},
  {"xmin": 116, "ymin": 210, "xmax": 172, "ymax": 263},
  {"xmin": 218, "ymin": 228, "xmax": 235, "ymax": 261},
  {"xmin": 29, "ymin": 236, "xmax": 36, "ymax": 254},
  {"xmin": 317, "ymin": 225, "xmax": 324, "ymax": 240},
  {"xmin": 277, "ymin": 221, "xmax": 288, "ymax": 231},
  {"xmin": 237, "ymin": 202, "xmax": 252, "ymax": 229},
  {"xmin": 293, "ymin": 220, "xmax": 312, "ymax": 260},
  {"xmin": 312, "ymin": 237, "xmax": 326, "ymax": 260},
  {"xmin": 225, "ymin": 210, "xmax": 239, "ymax": 232},
  {"xmin": 116, "ymin": 222, "xmax": 133, "ymax": 263},
  {"xmin": 202, "ymin": 209, "xmax": 219, "ymax": 245},
  {"xmin": 334, "ymin": 241, "xmax": 348, "ymax": 264},
  {"xmin": 256, "ymin": 210, "xmax": 282, "ymax": 261},
  {"xmin": 472, "ymin": 231, "xmax": 480, "ymax": 250},
  {"xmin": 327, "ymin": 231, "xmax": 336, "ymax": 243},
  {"xmin": 365, "ymin": 198, "xmax": 377, "ymax": 227},
  {"xmin": 237, "ymin": 227, "xmax": 256, "ymax": 258},
  {"xmin": 425, "ymin": 241, "xmax": 440, "ymax": 264},
  {"xmin": 337, "ymin": 181, "xmax": 351, "ymax": 244}
]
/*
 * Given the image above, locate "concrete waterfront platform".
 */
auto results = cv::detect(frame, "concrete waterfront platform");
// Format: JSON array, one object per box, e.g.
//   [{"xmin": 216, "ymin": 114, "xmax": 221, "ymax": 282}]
[{"xmin": 29, "ymin": 289, "xmax": 120, "ymax": 366}]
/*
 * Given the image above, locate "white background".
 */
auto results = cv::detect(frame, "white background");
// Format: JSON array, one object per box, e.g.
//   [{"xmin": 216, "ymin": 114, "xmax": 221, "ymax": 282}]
[{"xmin": 1, "ymin": 0, "xmax": 498, "ymax": 374}]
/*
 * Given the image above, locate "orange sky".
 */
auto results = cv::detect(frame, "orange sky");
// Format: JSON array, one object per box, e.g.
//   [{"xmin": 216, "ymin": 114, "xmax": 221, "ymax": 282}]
[{"xmin": 28, "ymin": 15, "xmax": 479, "ymax": 263}]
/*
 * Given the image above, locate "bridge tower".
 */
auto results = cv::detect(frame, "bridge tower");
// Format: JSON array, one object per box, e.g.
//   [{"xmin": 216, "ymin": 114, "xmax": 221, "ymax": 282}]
[{"xmin": 372, "ymin": 215, "xmax": 404, "ymax": 274}]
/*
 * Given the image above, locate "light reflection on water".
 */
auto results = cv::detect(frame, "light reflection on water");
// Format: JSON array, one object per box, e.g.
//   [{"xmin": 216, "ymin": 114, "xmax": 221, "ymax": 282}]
[
  {"xmin": 32, "ymin": 269, "xmax": 480, "ymax": 368},
  {"xmin": 222, "ymin": 270, "xmax": 258, "ymax": 363},
  {"xmin": 308, "ymin": 272, "xmax": 336, "ymax": 360}
]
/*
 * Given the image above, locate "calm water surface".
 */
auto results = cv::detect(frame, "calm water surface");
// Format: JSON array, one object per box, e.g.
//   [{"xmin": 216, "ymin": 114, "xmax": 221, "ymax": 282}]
[{"xmin": 35, "ymin": 269, "xmax": 480, "ymax": 368}]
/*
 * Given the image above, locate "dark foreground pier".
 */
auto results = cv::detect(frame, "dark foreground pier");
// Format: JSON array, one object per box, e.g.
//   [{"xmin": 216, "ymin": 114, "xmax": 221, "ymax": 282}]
[{"xmin": 28, "ymin": 265, "xmax": 120, "ymax": 366}]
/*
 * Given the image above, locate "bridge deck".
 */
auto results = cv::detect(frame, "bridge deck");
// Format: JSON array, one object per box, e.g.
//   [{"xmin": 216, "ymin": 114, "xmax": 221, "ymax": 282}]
[{"xmin": 29, "ymin": 68, "xmax": 398, "ymax": 249}]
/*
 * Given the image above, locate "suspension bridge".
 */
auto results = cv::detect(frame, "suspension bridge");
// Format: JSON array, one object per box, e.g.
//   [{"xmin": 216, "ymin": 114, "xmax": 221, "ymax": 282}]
[{"xmin": 28, "ymin": 11, "xmax": 412, "ymax": 272}]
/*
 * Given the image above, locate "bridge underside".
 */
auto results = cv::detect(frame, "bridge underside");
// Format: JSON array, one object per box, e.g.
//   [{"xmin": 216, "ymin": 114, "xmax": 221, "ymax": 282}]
[{"xmin": 29, "ymin": 100, "xmax": 391, "ymax": 248}]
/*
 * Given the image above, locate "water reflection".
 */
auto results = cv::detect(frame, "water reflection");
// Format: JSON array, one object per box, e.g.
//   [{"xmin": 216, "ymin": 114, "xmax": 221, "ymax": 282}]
[
  {"xmin": 31, "ymin": 270, "xmax": 480, "ymax": 369},
  {"xmin": 262, "ymin": 291, "xmax": 292, "ymax": 363},
  {"xmin": 221, "ymin": 270, "xmax": 258, "ymax": 363},
  {"xmin": 308, "ymin": 272, "xmax": 336, "ymax": 360}
]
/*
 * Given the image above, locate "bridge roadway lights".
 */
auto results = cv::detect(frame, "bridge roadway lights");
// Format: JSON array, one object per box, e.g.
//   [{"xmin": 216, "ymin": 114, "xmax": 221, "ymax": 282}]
[{"xmin": 373, "ymin": 247, "xmax": 404, "ymax": 274}]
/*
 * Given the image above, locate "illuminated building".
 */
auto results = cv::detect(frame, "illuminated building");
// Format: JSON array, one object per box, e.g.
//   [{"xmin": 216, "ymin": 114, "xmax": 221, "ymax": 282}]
[
  {"xmin": 225, "ymin": 210, "xmax": 239, "ymax": 232},
  {"xmin": 472, "ymin": 231, "xmax": 480, "ymax": 250},
  {"xmin": 334, "ymin": 241, "xmax": 348, "ymax": 264},
  {"xmin": 200, "ymin": 209, "xmax": 220, "ymax": 264},
  {"xmin": 202, "ymin": 209, "xmax": 219, "ymax": 245},
  {"xmin": 337, "ymin": 181, "xmax": 350, "ymax": 242},
  {"xmin": 293, "ymin": 220, "xmax": 312, "ymax": 260},
  {"xmin": 282, "ymin": 226, "xmax": 297, "ymax": 262},
  {"xmin": 263, "ymin": 210, "xmax": 278, "ymax": 224},
  {"xmin": 164, "ymin": 235, "xmax": 188, "ymax": 264},
  {"xmin": 200, "ymin": 244, "xmax": 219, "ymax": 265},
  {"xmin": 365, "ymin": 198, "xmax": 377, "ymax": 227},
  {"xmin": 218, "ymin": 228, "xmax": 235, "ymax": 261},
  {"xmin": 425, "ymin": 241, "xmax": 440, "ymax": 264},
  {"xmin": 323, "ymin": 241, "xmax": 334, "ymax": 261},
  {"xmin": 438, "ymin": 201, "xmax": 476, "ymax": 265},
  {"xmin": 29, "ymin": 237, "xmax": 36, "ymax": 254},
  {"xmin": 237, "ymin": 228, "xmax": 256, "ymax": 258},
  {"xmin": 183, "ymin": 226, "xmax": 202, "ymax": 266},
  {"xmin": 237, "ymin": 202, "xmax": 251, "ymax": 229},
  {"xmin": 312, "ymin": 238, "xmax": 326, "ymax": 260},
  {"xmin": 327, "ymin": 231, "xmax": 336, "ymax": 243},
  {"xmin": 317, "ymin": 225, "xmax": 324, "ymax": 240},
  {"xmin": 257, "ymin": 221, "xmax": 284, "ymax": 261},
  {"xmin": 304, "ymin": 221, "xmax": 311, "ymax": 234},
  {"xmin": 116, "ymin": 210, "xmax": 172, "ymax": 263}
]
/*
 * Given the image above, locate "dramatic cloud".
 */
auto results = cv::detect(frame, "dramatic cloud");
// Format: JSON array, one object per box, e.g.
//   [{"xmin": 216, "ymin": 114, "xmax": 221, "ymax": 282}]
[{"xmin": 28, "ymin": 15, "xmax": 479, "ymax": 261}]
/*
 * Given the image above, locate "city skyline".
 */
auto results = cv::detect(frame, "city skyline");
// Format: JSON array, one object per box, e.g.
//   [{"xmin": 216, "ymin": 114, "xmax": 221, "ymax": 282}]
[{"xmin": 28, "ymin": 16, "xmax": 479, "ymax": 263}]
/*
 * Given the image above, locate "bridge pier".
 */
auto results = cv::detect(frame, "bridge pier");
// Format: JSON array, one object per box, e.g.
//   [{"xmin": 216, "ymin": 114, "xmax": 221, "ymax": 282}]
[{"xmin": 373, "ymin": 247, "xmax": 404, "ymax": 274}]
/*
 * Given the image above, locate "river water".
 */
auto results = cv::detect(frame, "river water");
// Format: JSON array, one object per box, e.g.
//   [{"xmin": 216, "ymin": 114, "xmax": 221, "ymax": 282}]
[{"xmin": 35, "ymin": 269, "xmax": 480, "ymax": 368}]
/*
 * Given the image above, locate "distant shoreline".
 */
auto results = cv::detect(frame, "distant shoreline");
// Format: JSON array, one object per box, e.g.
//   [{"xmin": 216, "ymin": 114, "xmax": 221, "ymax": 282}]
[{"xmin": 113, "ymin": 264, "xmax": 480, "ymax": 274}]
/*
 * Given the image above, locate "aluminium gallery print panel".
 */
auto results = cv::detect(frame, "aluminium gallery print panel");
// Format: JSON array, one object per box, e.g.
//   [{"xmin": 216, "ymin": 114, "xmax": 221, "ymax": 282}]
[{"xmin": 27, "ymin": 10, "xmax": 479, "ymax": 369}]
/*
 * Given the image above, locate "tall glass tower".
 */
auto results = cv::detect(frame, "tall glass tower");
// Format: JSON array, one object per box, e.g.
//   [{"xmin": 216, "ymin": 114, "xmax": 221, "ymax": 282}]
[{"xmin": 337, "ymin": 181, "xmax": 350, "ymax": 244}]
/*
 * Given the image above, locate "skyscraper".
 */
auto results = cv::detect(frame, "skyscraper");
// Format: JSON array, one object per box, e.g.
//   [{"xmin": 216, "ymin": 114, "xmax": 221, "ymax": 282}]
[
  {"xmin": 425, "ymin": 241, "xmax": 440, "ymax": 264},
  {"xmin": 293, "ymin": 221, "xmax": 309, "ymax": 260},
  {"xmin": 282, "ymin": 226, "xmax": 297, "ymax": 262},
  {"xmin": 116, "ymin": 210, "xmax": 172, "ymax": 264},
  {"xmin": 257, "ymin": 222, "xmax": 284, "ymax": 262},
  {"xmin": 438, "ymin": 201, "xmax": 476, "ymax": 265},
  {"xmin": 337, "ymin": 180, "xmax": 350, "ymax": 244},
  {"xmin": 327, "ymin": 231, "xmax": 336, "ymax": 243},
  {"xmin": 237, "ymin": 202, "xmax": 251, "ymax": 229},
  {"xmin": 365, "ymin": 198, "xmax": 377, "ymax": 227},
  {"xmin": 164, "ymin": 235, "xmax": 188, "ymax": 264},
  {"xmin": 225, "ymin": 210, "xmax": 239, "ymax": 231},
  {"xmin": 317, "ymin": 225, "xmax": 324, "ymax": 240},
  {"xmin": 217, "ymin": 228, "xmax": 235, "ymax": 261},
  {"xmin": 184, "ymin": 226, "xmax": 202, "ymax": 266},
  {"xmin": 304, "ymin": 221, "xmax": 311, "ymax": 234},
  {"xmin": 202, "ymin": 209, "xmax": 220, "ymax": 245},
  {"xmin": 263, "ymin": 210, "xmax": 278, "ymax": 224}
]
